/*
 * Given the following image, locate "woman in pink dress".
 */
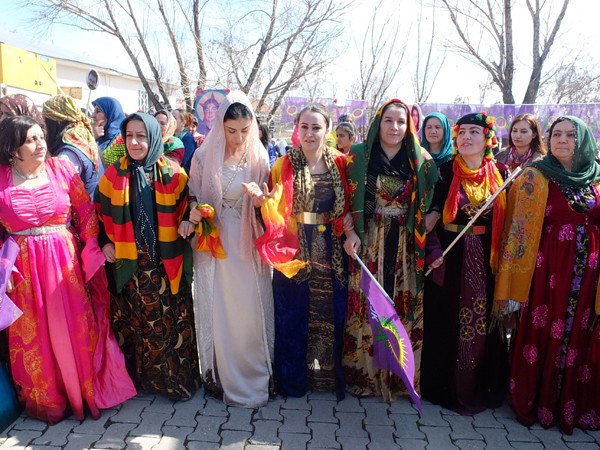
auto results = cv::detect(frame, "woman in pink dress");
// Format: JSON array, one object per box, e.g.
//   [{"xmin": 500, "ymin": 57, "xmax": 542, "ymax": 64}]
[{"xmin": 0, "ymin": 116, "xmax": 135, "ymax": 424}]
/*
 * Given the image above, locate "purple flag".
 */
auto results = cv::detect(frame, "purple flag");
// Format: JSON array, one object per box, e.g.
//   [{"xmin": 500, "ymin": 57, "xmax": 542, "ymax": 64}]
[
  {"xmin": 357, "ymin": 256, "xmax": 422, "ymax": 413},
  {"xmin": 0, "ymin": 237, "xmax": 23, "ymax": 331}
]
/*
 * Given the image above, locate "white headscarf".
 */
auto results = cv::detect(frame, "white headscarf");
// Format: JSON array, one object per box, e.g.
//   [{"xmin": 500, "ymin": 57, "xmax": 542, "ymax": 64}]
[
  {"xmin": 188, "ymin": 90, "xmax": 270, "ymax": 268},
  {"xmin": 188, "ymin": 90, "xmax": 273, "ymax": 384}
]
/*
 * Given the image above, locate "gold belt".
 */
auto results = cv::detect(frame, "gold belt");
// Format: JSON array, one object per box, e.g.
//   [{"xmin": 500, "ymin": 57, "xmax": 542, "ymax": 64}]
[
  {"xmin": 444, "ymin": 223, "xmax": 489, "ymax": 235},
  {"xmin": 295, "ymin": 212, "xmax": 330, "ymax": 225}
]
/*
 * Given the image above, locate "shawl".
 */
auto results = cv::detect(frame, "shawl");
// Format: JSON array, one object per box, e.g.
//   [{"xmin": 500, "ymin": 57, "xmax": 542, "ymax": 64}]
[
  {"xmin": 92, "ymin": 97, "xmax": 126, "ymax": 151},
  {"xmin": 493, "ymin": 167, "xmax": 548, "ymax": 315},
  {"xmin": 188, "ymin": 90, "xmax": 270, "ymax": 271},
  {"xmin": 420, "ymin": 112, "xmax": 453, "ymax": 166},
  {"xmin": 346, "ymin": 98, "xmax": 438, "ymax": 290},
  {"xmin": 443, "ymin": 112, "xmax": 506, "ymax": 272},
  {"xmin": 163, "ymin": 136, "xmax": 185, "ymax": 164},
  {"xmin": 443, "ymin": 154, "xmax": 506, "ymax": 272},
  {"xmin": 255, "ymin": 147, "xmax": 349, "ymax": 280},
  {"xmin": 0, "ymin": 94, "xmax": 43, "ymax": 124},
  {"xmin": 101, "ymin": 134, "xmax": 126, "ymax": 167},
  {"xmin": 95, "ymin": 112, "xmax": 192, "ymax": 294},
  {"xmin": 497, "ymin": 146, "xmax": 534, "ymax": 171},
  {"xmin": 531, "ymin": 116, "xmax": 600, "ymax": 188},
  {"xmin": 187, "ymin": 90, "xmax": 272, "ymax": 386},
  {"xmin": 43, "ymin": 95, "xmax": 100, "ymax": 172}
]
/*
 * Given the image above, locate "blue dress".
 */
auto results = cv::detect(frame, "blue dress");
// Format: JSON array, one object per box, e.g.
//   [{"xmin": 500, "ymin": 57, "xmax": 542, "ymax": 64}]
[{"xmin": 273, "ymin": 172, "xmax": 347, "ymax": 399}]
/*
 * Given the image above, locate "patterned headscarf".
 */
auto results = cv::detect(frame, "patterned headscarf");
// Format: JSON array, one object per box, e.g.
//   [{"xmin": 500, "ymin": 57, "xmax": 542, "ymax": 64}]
[
  {"xmin": 0, "ymin": 94, "xmax": 43, "ymax": 125},
  {"xmin": 154, "ymin": 109, "xmax": 177, "ymax": 144},
  {"xmin": 420, "ymin": 112, "xmax": 453, "ymax": 166},
  {"xmin": 531, "ymin": 116, "xmax": 600, "ymax": 188},
  {"xmin": 42, "ymin": 95, "xmax": 99, "ymax": 172},
  {"xmin": 346, "ymin": 98, "xmax": 438, "ymax": 311},
  {"xmin": 92, "ymin": 97, "xmax": 126, "ymax": 151}
]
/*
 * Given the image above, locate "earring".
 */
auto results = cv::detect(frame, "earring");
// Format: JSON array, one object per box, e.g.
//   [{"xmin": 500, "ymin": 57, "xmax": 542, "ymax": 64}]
[{"xmin": 8, "ymin": 157, "xmax": 14, "ymax": 165}]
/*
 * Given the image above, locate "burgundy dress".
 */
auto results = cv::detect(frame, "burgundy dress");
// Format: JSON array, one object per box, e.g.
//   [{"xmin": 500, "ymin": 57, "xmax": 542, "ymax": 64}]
[{"xmin": 510, "ymin": 181, "xmax": 600, "ymax": 434}]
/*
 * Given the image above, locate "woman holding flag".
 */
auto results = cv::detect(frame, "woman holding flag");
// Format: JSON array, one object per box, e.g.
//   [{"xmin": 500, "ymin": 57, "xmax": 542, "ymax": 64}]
[
  {"xmin": 420, "ymin": 112, "xmax": 508, "ymax": 414},
  {"xmin": 343, "ymin": 99, "xmax": 438, "ymax": 400}
]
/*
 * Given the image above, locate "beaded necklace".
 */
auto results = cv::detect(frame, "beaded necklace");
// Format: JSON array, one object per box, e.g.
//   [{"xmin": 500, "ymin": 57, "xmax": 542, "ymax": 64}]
[{"xmin": 12, "ymin": 163, "xmax": 45, "ymax": 180}]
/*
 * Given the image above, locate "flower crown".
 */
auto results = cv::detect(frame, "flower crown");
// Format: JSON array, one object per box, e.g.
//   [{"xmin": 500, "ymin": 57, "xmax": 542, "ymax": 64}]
[{"xmin": 451, "ymin": 112, "xmax": 498, "ymax": 155}]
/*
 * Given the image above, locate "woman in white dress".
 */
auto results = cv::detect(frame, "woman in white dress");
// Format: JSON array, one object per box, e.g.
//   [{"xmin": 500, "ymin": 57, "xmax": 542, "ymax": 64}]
[{"xmin": 184, "ymin": 90, "xmax": 273, "ymax": 407}]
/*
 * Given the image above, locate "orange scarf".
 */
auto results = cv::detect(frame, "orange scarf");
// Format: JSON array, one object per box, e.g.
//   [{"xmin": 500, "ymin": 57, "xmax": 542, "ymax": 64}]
[{"xmin": 443, "ymin": 154, "xmax": 506, "ymax": 272}]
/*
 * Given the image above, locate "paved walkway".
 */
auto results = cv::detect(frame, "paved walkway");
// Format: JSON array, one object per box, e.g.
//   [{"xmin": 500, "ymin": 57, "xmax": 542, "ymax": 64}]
[{"xmin": 1, "ymin": 390, "xmax": 599, "ymax": 449}]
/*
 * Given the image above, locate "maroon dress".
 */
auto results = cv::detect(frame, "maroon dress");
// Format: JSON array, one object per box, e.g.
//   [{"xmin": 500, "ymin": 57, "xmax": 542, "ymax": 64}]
[{"xmin": 510, "ymin": 181, "xmax": 600, "ymax": 434}]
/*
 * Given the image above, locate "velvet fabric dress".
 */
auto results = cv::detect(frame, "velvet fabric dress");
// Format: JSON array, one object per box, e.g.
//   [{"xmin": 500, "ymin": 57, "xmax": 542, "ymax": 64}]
[
  {"xmin": 494, "ymin": 117, "xmax": 600, "ymax": 434},
  {"xmin": 501, "ymin": 171, "xmax": 600, "ymax": 434},
  {"xmin": 255, "ymin": 145, "xmax": 350, "ymax": 400},
  {"xmin": 421, "ymin": 161, "xmax": 508, "ymax": 413},
  {"xmin": 0, "ymin": 158, "xmax": 135, "ymax": 424}
]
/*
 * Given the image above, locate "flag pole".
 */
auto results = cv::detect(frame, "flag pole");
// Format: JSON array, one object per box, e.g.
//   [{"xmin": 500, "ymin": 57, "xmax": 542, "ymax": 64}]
[
  {"xmin": 353, "ymin": 252, "xmax": 394, "ymax": 306},
  {"xmin": 425, "ymin": 166, "xmax": 522, "ymax": 277}
]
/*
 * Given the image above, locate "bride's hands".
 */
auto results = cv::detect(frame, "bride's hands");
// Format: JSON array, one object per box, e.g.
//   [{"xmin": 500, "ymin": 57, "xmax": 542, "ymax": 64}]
[{"xmin": 242, "ymin": 182, "xmax": 276, "ymax": 208}]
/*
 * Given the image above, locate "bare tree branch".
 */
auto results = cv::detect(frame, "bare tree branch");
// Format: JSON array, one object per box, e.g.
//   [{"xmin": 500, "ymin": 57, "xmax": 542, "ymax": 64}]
[{"xmin": 439, "ymin": 0, "xmax": 573, "ymax": 104}]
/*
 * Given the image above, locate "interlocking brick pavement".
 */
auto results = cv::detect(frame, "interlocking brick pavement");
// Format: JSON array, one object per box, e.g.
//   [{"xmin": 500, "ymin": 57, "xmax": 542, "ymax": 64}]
[{"xmin": 1, "ymin": 390, "xmax": 599, "ymax": 449}]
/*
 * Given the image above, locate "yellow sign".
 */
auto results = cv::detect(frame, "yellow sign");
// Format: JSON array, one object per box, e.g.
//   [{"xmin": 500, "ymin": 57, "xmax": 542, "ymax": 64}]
[
  {"xmin": 62, "ymin": 86, "xmax": 83, "ymax": 100},
  {"xmin": 0, "ymin": 43, "xmax": 57, "ymax": 95}
]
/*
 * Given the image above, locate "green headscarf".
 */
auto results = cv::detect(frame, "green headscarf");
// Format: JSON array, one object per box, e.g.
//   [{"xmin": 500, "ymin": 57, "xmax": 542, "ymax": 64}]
[
  {"xmin": 531, "ymin": 116, "xmax": 600, "ymax": 187},
  {"xmin": 347, "ymin": 99, "xmax": 439, "ymax": 309}
]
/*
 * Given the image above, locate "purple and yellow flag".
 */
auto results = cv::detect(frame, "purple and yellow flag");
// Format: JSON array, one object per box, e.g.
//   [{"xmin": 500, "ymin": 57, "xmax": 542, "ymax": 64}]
[{"xmin": 355, "ymin": 254, "xmax": 422, "ymax": 413}]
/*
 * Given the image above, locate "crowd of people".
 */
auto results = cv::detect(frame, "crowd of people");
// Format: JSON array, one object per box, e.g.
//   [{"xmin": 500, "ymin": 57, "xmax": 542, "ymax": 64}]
[{"xmin": 0, "ymin": 90, "xmax": 598, "ymax": 436}]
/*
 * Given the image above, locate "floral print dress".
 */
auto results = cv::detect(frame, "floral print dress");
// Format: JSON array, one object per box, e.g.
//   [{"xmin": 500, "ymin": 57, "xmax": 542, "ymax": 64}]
[
  {"xmin": 344, "ymin": 174, "xmax": 423, "ymax": 400},
  {"xmin": 510, "ymin": 181, "xmax": 600, "ymax": 434}
]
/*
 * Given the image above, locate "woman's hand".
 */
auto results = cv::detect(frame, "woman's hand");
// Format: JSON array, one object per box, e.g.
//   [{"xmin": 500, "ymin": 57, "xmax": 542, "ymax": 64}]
[
  {"xmin": 428, "ymin": 255, "xmax": 444, "ymax": 270},
  {"xmin": 343, "ymin": 230, "xmax": 361, "ymax": 258},
  {"xmin": 178, "ymin": 220, "xmax": 195, "ymax": 238},
  {"xmin": 102, "ymin": 243, "xmax": 116, "ymax": 263},
  {"xmin": 425, "ymin": 211, "xmax": 441, "ymax": 233},
  {"xmin": 92, "ymin": 119, "xmax": 106, "ymax": 140},
  {"xmin": 343, "ymin": 211, "xmax": 354, "ymax": 232},
  {"xmin": 6, "ymin": 273, "xmax": 14, "ymax": 293},
  {"xmin": 189, "ymin": 207, "xmax": 202, "ymax": 224},
  {"xmin": 242, "ymin": 182, "xmax": 275, "ymax": 208}
]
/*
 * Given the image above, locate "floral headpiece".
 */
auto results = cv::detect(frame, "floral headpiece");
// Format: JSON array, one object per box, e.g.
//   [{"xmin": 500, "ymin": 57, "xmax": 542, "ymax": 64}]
[{"xmin": 451, "ymin": 112, "xmax": 498, "ymax": 155}]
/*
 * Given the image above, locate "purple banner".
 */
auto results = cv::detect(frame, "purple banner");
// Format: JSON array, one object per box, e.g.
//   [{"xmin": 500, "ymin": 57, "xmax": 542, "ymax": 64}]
[
  {"xmin": 419, "ymin": 103, "xmax": 600, "ymax": 139},
  {"xmin": 359, "ymin": 264, "xmax": 422, "ymax": 413},
  {"xmin": 0, "ymin": 237, "xmax": 23, "ymax": 331},
  {"xmin": 281, "ymin": 97, "xmax": 368, "ymax": 126}
]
